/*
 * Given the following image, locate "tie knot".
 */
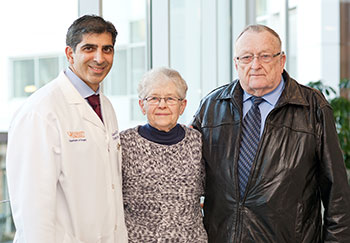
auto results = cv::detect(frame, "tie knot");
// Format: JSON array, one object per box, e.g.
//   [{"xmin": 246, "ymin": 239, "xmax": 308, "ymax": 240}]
[
  {"xmin": 251, "ymin": 96, "xmax": 263, "ymax": 107},
  {"xmin": 87, "ymin": 94, "xmax": 100, "ymax": 106}
]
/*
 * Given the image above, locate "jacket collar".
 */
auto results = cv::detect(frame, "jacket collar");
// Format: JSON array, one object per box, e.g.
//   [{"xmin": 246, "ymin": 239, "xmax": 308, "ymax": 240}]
[
  {"xmin": 216, "ymin": 70, "xmax": 309, "ymax": 108},
  {"xmin": 276, "ymin": 70, "xmax": 309, "ymax": 107},
  {"xmin": 57, "ymin": 71, "xmax": 83, "ymax": 104}
]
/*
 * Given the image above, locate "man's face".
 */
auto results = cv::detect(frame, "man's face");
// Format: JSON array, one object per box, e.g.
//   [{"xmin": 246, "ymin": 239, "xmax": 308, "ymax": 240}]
[
  {"xmin": 65, "ymin": 32, "xmax": 114, "ymax": 91},
  {"xmin": 234, "ymin": 30, "xmax": 286, "ymax": 96}
]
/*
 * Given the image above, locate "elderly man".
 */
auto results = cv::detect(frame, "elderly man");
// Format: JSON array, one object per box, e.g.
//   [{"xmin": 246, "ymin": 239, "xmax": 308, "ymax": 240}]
[{"xmin": 192, "ymin": 24, "xmax": 350, "ymax": 242}]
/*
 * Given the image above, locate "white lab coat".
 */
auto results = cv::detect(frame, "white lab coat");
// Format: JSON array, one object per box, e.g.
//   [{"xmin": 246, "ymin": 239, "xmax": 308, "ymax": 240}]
[{"xmin": 6, "ymin": 71, "xmax": 128, "ymax": 243}]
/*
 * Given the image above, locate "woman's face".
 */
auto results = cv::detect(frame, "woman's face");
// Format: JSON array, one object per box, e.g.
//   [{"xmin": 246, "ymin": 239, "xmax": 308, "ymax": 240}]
[{"xmin": 139, "ymin": 81, "xmax": 187, "ymax": 132}]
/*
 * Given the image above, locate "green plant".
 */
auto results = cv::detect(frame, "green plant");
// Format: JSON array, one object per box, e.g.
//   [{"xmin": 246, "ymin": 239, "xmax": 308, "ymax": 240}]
[{"xmin": 307, "ymin": 79, "xmax": 350, "ymax": 169}]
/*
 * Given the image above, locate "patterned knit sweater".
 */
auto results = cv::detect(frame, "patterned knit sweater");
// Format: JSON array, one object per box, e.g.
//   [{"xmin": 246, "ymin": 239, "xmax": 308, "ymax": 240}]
[{"xmin": 120, "ymin": 125, "xmax": 208, "ymax": 242}]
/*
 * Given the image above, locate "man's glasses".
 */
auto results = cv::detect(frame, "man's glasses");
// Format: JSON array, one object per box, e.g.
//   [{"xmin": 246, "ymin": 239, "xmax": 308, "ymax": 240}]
[
  {"xmin": 144, "ymin": 96, "xmax": 183, "ymax": 105},
  {"xmin": 235, "ymin": 52, "xmax": 283, "ymax": 64}
]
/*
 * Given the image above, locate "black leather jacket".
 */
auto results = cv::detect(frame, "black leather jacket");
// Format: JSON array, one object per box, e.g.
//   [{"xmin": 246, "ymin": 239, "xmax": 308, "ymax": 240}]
[{"xmin": 192, "ymin": 71, "xmax": 350, "ymax": 242}]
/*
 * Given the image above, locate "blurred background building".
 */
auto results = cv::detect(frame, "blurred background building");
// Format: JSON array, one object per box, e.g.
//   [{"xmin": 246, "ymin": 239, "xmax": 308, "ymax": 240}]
[{"xmin": 0, "ymin": 0, "xmax": 349, "ymax": 241}]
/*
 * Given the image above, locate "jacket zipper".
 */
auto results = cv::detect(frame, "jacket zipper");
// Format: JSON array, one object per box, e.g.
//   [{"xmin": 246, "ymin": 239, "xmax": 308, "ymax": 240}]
[{"xmin": 233, "ymin": 103, "xmax": 244, "ymax": 243}]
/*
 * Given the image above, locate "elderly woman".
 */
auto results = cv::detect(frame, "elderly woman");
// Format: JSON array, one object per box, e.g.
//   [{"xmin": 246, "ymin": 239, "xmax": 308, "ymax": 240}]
[{"xmin": 120, "ymin": 67, "xmax": 207, "ymax": 242}]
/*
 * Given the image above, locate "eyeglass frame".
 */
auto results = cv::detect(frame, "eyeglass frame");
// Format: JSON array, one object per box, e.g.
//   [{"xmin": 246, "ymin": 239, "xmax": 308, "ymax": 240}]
[
  {"xmin": 143, "ymin": 96, "xmax": 184, "ymax": 106},
  {"xmin": 235, "ymin": 51, "xmax": 284, "ymax": 64}
]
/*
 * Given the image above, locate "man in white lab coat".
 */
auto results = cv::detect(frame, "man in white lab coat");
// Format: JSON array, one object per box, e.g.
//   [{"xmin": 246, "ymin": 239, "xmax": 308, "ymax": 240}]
[{"xmin": 6, "ymin": 15, "xmax": 128, "ymax": 243}]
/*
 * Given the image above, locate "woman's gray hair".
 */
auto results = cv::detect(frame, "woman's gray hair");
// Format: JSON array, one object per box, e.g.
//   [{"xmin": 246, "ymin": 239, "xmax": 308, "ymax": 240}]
[{"xmin": 137, "ymin": 67, "xmax": 188, "ymax": 100}]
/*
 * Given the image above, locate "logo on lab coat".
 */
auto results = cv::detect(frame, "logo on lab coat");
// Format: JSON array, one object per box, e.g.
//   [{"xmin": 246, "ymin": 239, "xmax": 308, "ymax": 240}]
[{"xmin": 67, "ymin": 131, "xmax": 87, "ymax": 142}]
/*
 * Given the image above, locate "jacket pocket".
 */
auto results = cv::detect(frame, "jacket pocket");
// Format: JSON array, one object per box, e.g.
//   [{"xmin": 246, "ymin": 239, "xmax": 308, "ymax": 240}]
[{"xmin": 294, "ymin": 192, "xmax": 320, "ymax": 242}]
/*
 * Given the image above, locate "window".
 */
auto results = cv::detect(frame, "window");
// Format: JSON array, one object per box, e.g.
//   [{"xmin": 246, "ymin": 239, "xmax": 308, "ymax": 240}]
[
  {"xmin": 12, "ymin": 59, "xmax": 35, "ymax": 97},
  {"xmin": 104, "ymin": 49, "xmax": 128, "ymax": 96},
  {"xmin": 0, "ymin": 133, "xmax": 12, "ymax": 242},
  {"xmin": 38, "ymin": 57, "xmax": 60, "ymax": 87},
  {"xmin": 170, "ymin": 0, "xmax": 201, "ymax": 124},
  {"xmin": 11, "ymin": 55, "xmax": 67, "ymax": 98},
  {"xmin": 103, "ymin": 0, "xmax": 148, "ymax": 129},
  {"xmin": 287, "ymin": 3, "xmax": 297, "ymax": 77},
  {"xmin": 169, "ymin": 0, "xmax": 232, "ymax": 124},
  {"xmin": 254, "ymin": 0, "xmax": 344, "ymax": 88},
  {"xmin": 256, "ymin": 0, "xmax": 282, "ymax": 30},
  {"xmin": 255, "ymin": 0, "xmax": 297, "ymax": 78}
]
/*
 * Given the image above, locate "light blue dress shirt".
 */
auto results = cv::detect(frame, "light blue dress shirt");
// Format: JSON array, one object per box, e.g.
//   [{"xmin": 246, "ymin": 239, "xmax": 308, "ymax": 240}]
[
  {"xmin": 242, "ymin": 76, "xmax": 285, "ymax": 137},
  {"xmin": 64, "ymin": 67, "xmax": 100, "ymax": 99}
]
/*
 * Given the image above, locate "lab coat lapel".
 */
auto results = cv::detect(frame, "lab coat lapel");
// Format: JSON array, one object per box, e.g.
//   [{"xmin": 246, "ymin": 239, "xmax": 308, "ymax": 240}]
[
  {"xmin": 57, "ymin": 71, "xmax": 105, "ymax": 130},
  {"xmin": 82, "ymin": 103, "xmax": 105, "ymax": 129}
]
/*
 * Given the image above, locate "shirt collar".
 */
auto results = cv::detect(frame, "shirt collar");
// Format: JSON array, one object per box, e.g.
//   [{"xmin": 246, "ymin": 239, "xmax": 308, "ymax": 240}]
[
  {"xmin": 243, "ymin": 75, "xmax": 285, "ymax": 106},
  {"xmin": 64, "ymin": 67, "xmax": 100, "ymax": 99}
]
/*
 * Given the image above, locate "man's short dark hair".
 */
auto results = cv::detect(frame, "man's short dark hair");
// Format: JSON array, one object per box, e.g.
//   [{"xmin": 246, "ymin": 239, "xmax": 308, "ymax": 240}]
[{"xmin": 66, "ymin": 15, "xmax": 118, "ymax": 51}]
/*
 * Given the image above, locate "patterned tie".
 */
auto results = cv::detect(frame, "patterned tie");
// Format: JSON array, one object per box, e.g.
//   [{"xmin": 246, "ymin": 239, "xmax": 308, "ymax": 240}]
[
  {"xmin": 238, "ymin": 96, "xmax": 263, "ymax": 198},
  {"xmin": 87, "ymin": 94, "xmax": 103, "ymax": 122}
]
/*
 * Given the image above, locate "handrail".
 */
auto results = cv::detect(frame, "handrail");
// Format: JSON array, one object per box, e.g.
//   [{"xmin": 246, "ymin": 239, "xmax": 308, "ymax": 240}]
[{"xmin": 0, "ymin": 200, "xmax": 10, "ymax": 204}]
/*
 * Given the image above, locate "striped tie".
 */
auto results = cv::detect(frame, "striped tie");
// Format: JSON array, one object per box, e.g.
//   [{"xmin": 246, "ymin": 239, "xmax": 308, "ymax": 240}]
[{"xmin": 238, "ymin": 96, "xmax": 263, "ymax": 198}]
